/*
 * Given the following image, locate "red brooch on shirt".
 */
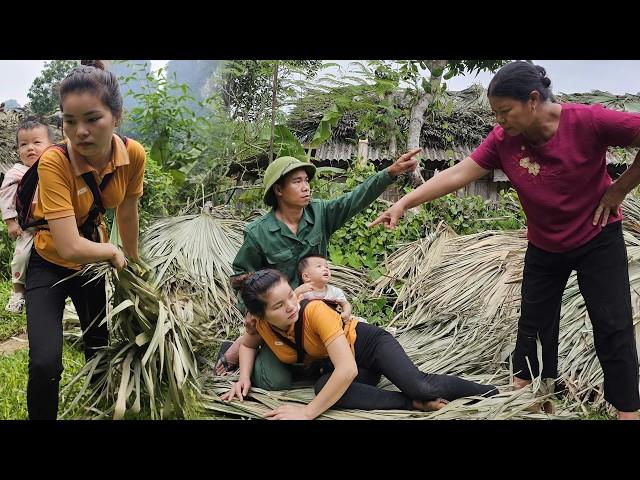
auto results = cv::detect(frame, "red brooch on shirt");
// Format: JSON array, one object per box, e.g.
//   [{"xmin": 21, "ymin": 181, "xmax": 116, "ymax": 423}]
[{"xmin": 517, "ymin": 145, "xmax": 540, "ymax": 176}]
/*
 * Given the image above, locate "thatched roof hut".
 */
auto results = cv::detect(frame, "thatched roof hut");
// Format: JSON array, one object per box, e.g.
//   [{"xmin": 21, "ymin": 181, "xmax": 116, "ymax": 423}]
[{"xmin": 287, "ymin": 86, "xmax": 640, "ymax": 178}]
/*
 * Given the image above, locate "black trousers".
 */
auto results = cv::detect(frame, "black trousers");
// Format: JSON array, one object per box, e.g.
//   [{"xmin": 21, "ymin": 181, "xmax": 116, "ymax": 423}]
[
  {"xmin": 513, "ymin": 221, "xmax": 640, "ymax": 412},
  {"xmin": 25, "ymin": 248, "xmax": 108, "ymax": 420},
  {"xmin": 314, "ymin": 322, "xmax": 498, "ymax": 410}
]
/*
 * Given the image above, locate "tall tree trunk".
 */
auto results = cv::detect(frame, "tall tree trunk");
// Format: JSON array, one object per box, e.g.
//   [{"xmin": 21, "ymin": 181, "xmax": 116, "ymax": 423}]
[
  {"xmin": 386, "ymin": 91, "xmax": 398, "ymax": 158},
  {"xmin": 389, "ymin": 134, "xmax": 397, "ymax": 157},
  {"xmin": 269, "ymin": 61, "xmax": 279, "ymax": 163},
  {"xmin": 357, "ymin": 139, "xmax": 369, "ymax": 167},
  {"xmin": 407, "ymin": 59, "xmax": 448, "ymax": 185}
]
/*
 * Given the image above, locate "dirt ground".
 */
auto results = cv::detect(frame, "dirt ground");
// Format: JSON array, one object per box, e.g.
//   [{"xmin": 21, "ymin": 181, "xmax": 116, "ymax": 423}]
[{"xmin": 0, "ymin": 333, "xmax": 28, "ymax": 355}]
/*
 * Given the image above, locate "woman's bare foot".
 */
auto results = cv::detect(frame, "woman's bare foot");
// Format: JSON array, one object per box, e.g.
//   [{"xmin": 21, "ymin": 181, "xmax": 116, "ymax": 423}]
[
  {"xmin": 512, "ymin": 376, "xmax": 531, "ymax": 390},
  {"xmin": 617, "ymin": 411, "xmax": 639, "ymax": 420},
  {"xmin": 413, "ymin": 398, "xmax": 449, "ymax": 411}
]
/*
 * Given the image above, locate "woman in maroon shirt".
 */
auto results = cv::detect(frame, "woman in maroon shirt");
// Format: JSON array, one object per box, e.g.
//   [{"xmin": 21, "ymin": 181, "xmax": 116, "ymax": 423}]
[{"xmin": 370, "ymin": 61, "xmax": 640, "ymax": 419}]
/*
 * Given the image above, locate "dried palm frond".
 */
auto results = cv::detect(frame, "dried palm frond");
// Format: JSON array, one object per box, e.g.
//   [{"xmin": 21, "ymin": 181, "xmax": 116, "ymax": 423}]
[
  {"xmin": 141, "ymin": 207, "xmax": 246, "ymax": 342},
  {"xmin": 372, "ymin": 222, "xmax": 456, "ymax": 300},
  {"xmin": 556, "ymin": 90, "xmax": 640, "ymax": 113},
  {"xmin": 380, "ymin": 229, "xmax": 526, "ymax": 332},
  {"xmin": 328, "ymin": 262, "xmax": 370, "ymax": 300}
]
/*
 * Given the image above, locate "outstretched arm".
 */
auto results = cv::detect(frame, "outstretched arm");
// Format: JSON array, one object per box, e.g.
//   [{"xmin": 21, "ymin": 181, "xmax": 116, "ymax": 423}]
[
  {"xmin": 264, "ymin": 335, "xmax": 357, "ymax": 420},
  {"xmin": 221, "ymin": 332, "xmax": 261, "ymax": 402},
  {"xmin": 323, "ymin": 148, "xmax": 421, "ymax": 234},
  {"xmin": 368, "ymin": 156, "xmax": 490, "ymax": 229}
]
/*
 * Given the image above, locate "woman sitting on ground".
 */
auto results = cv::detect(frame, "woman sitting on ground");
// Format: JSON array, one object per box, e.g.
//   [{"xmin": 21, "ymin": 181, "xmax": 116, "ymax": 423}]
[{"xmin": 222, "ymin": 269, "xmax": 498, "ymax": 420}]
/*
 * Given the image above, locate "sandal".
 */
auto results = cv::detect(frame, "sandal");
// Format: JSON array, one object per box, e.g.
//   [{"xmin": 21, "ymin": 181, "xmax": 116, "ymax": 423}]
[{"xmin": 215, "ymin": 340, "xmax": 238, "ymax": 374}]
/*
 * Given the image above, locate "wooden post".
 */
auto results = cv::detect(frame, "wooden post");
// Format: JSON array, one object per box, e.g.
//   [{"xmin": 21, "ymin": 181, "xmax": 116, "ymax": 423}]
[
  {"xmin": 269, "ymin": 61, "xmax": 279, "ymax": 163},
  {"xmin": 357, "ymin": 139, "xmax": 369, "ymax": 167}
]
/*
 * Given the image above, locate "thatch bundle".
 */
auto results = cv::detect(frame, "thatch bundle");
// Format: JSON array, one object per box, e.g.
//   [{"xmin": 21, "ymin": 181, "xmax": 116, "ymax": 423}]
[
  {"xmin": 0, "ymin": 110, "xmax": 24, "ymax": 172},
  {"xmin": 60, "ymin": 263, "xmax": 202, "ymax": 419}
]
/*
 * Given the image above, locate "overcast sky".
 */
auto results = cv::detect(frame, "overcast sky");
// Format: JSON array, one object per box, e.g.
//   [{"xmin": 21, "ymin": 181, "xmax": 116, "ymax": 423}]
[
  {"xmin": 1, "ymin": 60, "xmax": 639, "ymax": 106},
  {"xmin": 0, "ymin": 60, "xmax": 169, "ymax": 105}
]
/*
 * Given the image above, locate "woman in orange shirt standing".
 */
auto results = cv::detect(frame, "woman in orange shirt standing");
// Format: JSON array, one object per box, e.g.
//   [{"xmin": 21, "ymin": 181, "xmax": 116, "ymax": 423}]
[{"xmin": 25, "ymin": 60, "xmax": 146, "ymax": 420}]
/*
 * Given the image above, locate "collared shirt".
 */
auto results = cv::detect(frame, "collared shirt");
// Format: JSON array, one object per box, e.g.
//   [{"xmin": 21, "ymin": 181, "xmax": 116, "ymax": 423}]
[
  {"xmin": 33, "ymin": 134, "xmax": 146, "ymax": 269},
  {"xmin": 232, "ymin": 168, "xmax": 394, "ymax": 289},
  {"xmin": 256, "ymin": 299, "xmax": 358, "ymax": 365},
  {"xmin": 471, "ymin": 104, "xmax": 640, "ymax": 252}
]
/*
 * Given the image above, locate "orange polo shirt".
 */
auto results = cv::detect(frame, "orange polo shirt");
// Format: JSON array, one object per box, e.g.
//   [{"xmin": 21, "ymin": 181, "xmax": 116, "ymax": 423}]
[
  {"xmin": 33, "ymin": 134, "xmax": 146, "ymax": 269},
  {"xmin": 256, "ymin": 300, "xmax": 358, "ymax": 365}
]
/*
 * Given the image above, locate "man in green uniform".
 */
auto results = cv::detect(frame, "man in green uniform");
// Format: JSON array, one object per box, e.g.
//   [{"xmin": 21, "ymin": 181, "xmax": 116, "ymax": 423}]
[{"xmin": 216, "ymin": 148, "xmax": 420, "ymax": 389}]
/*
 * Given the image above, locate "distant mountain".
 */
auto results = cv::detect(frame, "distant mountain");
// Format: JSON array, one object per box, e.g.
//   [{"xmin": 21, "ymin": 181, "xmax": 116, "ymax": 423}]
[
  {"xmin": 165, "ymin": 60, "xmax": 220, "ymax": 102},
  {"xmin": 2, "ymin": 99, "xmax": 21, "ymax": 110},
  {"xmin": 108, "ymin": 60, "xmax": 220, "ymax": 136},
  {"xmin": 110, "ymin": 60, "xmax": 152, "ymax": 113}
]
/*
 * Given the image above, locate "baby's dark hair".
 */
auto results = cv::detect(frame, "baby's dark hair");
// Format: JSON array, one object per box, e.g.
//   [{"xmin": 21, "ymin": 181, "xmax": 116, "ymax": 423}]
[
  {"xmin": 231, "ymin": 269, "xmax": 288, "ymax": 317},
  {"xmin": 297, "ymin": 253, "xmax": 327, "ymax": 278},
  {"xmin": 15, "ymin": 117, "xmax": 55, "ymax": 146},
  {"xmin": 59, "ymin": 60, "xmax": 123, "ymax": 120}
]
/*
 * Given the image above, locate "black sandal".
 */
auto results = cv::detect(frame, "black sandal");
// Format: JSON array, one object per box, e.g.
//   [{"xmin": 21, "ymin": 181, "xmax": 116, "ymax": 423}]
[{"xmin": 215, "ymin": 340, "xmax": 238, "ymax": 373}]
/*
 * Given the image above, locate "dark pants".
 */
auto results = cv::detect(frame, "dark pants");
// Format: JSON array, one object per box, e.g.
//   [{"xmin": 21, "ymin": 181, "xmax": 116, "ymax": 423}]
[
  {"xmin": 314, "ymin": 322, "xmax": 498, "ymax": 410},
  {"xmin": 513, "ymin": 221, "xmax": 640, "ymax": 412},
  {"xmin": 25, "ymin": 248, "xmax": 108, "ymax": 420}
]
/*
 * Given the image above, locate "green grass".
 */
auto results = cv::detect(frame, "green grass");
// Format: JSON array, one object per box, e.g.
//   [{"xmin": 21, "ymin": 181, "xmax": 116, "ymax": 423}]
[
  {"xmin": 0, "ymin": 343, "xmax": 86, "ymax": 420},
  {"xmin": 584, "ymin": 406, "xmax": 615, "ymax": 420},
  {"xmin": 0, "ymin": 281, "xmax": 27, "ymax": 342}
]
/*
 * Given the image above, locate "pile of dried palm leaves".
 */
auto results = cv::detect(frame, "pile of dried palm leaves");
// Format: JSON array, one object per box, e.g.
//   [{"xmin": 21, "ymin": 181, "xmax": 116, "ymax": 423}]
[
  {"xmin": 62, "ymin": 195, "xmax": 640, "ymax": 420},
  {"xmin": 196, "ymin": 370, "xmax": 570, "ymax": 420},
  {"xmin": 198, "ymin": 197, "xmax": 640, "ymax": 420},
  {"xmin": 363, "ymin": 197, "xmax": 640, "ymax": 417}
]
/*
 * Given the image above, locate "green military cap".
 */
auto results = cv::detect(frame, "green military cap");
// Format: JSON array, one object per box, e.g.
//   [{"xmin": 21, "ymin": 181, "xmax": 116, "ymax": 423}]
[{"xmin": 263, "ymin": 156, "xmax": 316, "ymax": 205}]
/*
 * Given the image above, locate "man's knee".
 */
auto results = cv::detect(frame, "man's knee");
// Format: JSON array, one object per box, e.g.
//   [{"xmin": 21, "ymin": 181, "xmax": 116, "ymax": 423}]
[
  {"xmin": 252, "ymin": 351, "xmax": 292, "ymax": 391},
  {"xmin": 252, "ymin": 370, "xmax": 292, "ymax": 391}
]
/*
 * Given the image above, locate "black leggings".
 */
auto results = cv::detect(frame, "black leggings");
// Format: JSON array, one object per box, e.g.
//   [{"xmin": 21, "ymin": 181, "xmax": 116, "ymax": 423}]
[
  {"xmin": 25, "ymin": 248, "xmax": 108, "ymax": 420},
  {"xmin": 513, "ymin": 221, "xmax": 640, "ymax": 412},
  {"xmin": 314, "ymin": 322, "xmax": 498, "ymax": 410}
]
